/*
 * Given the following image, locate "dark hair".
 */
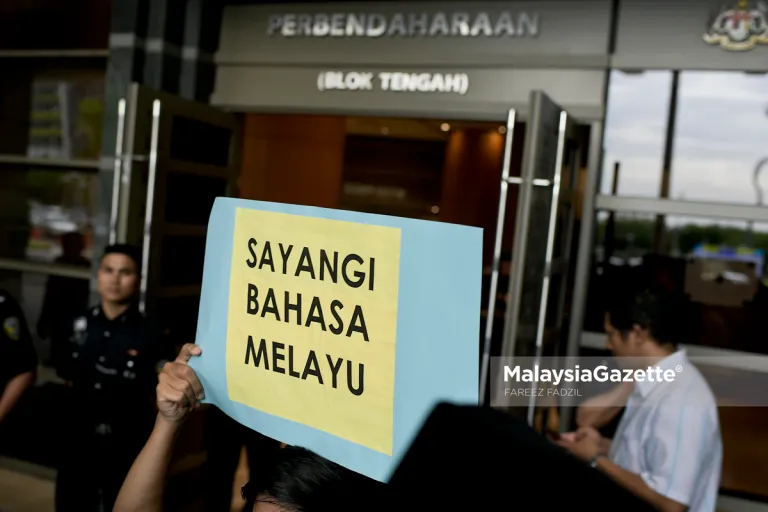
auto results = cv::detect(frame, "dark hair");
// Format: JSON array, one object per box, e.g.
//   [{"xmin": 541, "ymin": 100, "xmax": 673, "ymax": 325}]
[
  {"xmin": 606, "ymin": 288, "xmax": 692, "ymax": 348},
  {"xmin": 241, "ymin": 446, "xmax": 390, "ymax": 511},
  {"xmin": 101, "ymin": 244, "xmax": 142, "ymax": 271}
]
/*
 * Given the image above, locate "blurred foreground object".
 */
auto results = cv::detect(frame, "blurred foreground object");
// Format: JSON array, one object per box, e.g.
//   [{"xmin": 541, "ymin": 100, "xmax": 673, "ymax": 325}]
[{"xmin": 389, "ymin": 403, "xmax": 655, "ymax": 511}]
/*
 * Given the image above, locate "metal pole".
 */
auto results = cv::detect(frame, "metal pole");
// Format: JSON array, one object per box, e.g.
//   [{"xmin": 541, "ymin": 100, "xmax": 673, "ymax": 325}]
[
  {"xmin": 652, "ymin": 70, "xmax": 680, "ymax": 254},
  {"xmin": 748, "ymin": 157, "xmax": 768, "ymax": 247},
  {"xmin": 108, "ymin": 99, "xmax": 126, "ymax": 245},
  {"xmin": 479, "ymin": 109, "xmax": 517, "ymax": 405},
  {"xmin": 526, "ymin": 112, "xmax": 569, "ymax": 426},
  {"xmin": 604, "ymin": 161, "xmax": 620, "ymax": 263},
  {"xmin": 139, "ymin": 100, "xmax": 162, "ymax": 315},
  {"xmin": 562, "ymin": 120, "xmax": 605, "ymax": 431}
]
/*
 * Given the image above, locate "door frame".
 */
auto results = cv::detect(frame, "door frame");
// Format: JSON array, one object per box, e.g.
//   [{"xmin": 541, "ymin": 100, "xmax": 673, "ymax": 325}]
[
  {"xmin": 109, "ymin": 83, "xmax": 240, "ymax": 318},
  {"xmin": 480, "ymin": 91, "xmax": 592, "ymax": 424}
]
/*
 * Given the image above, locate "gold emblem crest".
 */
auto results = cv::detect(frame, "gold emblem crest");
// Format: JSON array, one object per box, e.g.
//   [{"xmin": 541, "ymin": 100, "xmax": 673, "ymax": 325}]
[{"xmin": 703, "ymin": 0, "xmax": 768, "ymax": 51}]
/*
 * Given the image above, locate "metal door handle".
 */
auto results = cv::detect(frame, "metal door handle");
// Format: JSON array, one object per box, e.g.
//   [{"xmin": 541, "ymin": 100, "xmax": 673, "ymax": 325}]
[
  {"xmin": 139, "ymin": 99, "xmax": 162, "ymax": 314},
  {"xmin": 479, "ymin": 108, "xmax": 517, "ymax": 404},
  {"xmin": 526, "ymin": 111, "xmax": 569, "ymax": 426},
  {"xmin": 108, "ymin": 99, "xmax": 127, "ymax": 245}
]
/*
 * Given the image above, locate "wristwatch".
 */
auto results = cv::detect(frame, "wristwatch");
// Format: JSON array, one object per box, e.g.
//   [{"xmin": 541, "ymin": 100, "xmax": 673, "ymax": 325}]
[{"xmin": 589, "ymin": 454, "xmax": 605, "ymax": 468}]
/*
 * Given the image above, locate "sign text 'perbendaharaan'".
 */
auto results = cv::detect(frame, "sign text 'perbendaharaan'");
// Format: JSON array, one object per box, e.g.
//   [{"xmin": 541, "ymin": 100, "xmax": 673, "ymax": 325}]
[{"xmin": 267, "ymin": 11, "xmax": 540, "ymax": 38}]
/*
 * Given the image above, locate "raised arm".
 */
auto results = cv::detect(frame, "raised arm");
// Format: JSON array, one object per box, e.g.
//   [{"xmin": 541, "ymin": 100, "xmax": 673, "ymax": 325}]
[
  {"xmin": 575, "ymin": 381, "xmax": 633, "ymax": 428},
  {"xmin": 114, "ymin": 344, "xmax": 204, "ymax": 512}
]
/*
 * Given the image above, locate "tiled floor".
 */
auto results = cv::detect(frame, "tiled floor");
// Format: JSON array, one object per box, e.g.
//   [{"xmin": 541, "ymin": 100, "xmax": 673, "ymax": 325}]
[
  {"xmin": 0, "ymin": 448, "xmax": 248, "ymax": 512},
  {"xmin": 0, "ymin": 454, "xmax": 766, "ymax": 512},
  {"xmin": 0, "ymin": 467, "xmax": 54, "ymax": 512}
]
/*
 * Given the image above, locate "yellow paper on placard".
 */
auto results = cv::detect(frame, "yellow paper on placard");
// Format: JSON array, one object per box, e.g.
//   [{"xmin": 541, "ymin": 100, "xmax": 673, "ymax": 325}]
[{"xmin": 226, "ymin": 208, "xmax": 401, "ymax": 455}]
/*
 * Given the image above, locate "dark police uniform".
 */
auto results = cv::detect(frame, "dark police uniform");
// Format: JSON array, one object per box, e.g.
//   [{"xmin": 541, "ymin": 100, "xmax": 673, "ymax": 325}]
[
  {"xmin": 0, "ymin": 290, "xmax": 37, "ymax": 421},
  {"xmin": 55, "ymin": 304, "xmax": 171, "ymax": 512}
]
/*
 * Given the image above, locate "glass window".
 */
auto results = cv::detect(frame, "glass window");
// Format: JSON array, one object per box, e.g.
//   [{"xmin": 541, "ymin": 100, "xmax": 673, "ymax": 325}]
[
  {"xmin": 601, "ymin": 70, "xmax": 768, "ymax": 205},
  {"xmin": 0, "ymin": 168, "xmax": 98, "ymax": 263},
  {"xmin": 671, "ymin": 71, "xmax": 768, "ymax": 205},
  {"xmin": 583, "ymin": 211, "xmax": 768, "ymax": 355},
  {"xmin": 0, "ymin": 166, "xmax": 95, "ymax": 380},
  {"xmin": 600, "ymin": 70, "xmax": 672, "ymax": 197}
]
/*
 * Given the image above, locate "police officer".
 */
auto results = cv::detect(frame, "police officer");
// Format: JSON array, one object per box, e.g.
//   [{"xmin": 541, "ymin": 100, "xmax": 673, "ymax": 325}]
[
  {"xmin": 55, "ymin": 244, "xmax": 172, "ymax": 512},
  {"xmin": 0, "ymin": 289, "xmax": 37, "ymax": 428}
]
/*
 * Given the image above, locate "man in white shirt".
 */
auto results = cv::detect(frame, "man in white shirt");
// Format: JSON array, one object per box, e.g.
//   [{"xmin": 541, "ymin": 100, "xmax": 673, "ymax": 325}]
[{"xmin": 559, "ymin": 290, "xmax": 722, "ymax": 512}]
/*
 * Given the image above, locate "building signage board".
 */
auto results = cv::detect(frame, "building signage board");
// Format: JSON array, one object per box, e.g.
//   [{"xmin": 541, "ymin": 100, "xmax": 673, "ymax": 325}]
[
  {"xmin": 266, "ymin": 11, "xmax": 540, "ymax": 38},
  {"xmin": 212, "ymin": 66, "xmax": 606, "ymax": 122},
  {"xmin": 217, "ymin": 2, "xmax": 613, "ymax": 68},
  {"xmin": 317, "ymin": 71, "xmax": 470, "ymax": 95}
]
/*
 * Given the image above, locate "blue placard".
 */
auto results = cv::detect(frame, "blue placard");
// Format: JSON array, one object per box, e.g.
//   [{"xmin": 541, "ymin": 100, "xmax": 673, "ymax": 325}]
[{"xmin": 190, "ymin": 197, "xmax": 481, "ymax": 481}]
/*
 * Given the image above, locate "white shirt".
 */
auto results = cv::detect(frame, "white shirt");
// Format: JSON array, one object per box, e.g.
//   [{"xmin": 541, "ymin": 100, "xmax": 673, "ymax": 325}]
[{"xmin": 609, "ymin": 350, "xmax": 722, "ymax": 512}]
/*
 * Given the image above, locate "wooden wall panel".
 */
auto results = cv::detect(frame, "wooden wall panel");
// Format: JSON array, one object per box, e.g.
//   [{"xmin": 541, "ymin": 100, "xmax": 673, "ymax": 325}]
[
  {"xmin": 238, "ymin": 114, "xmax": 346, "ymax": 209},
  {"xmin": 440, "ymin": 128, "xmax": 504, "ymax": 265}
]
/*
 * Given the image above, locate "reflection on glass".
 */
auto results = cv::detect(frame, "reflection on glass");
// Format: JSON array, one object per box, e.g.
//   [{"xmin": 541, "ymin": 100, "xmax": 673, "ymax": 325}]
[
  {"xmin": 601, "ymin": 70, "xmax": 672, "ymax": 197},
  {"xmin": 672, "ymin": 71, "xmax": 768, "ymax": 204},
  {"xmin": 0, "ymin": 169, "xmax": 98, "ymax": 262},
  {"xmin": 27, "ymin": 76, "xmax": 104, "ymax": 160},
  {"xmin": 584, "ymin": 211, "xmax": 768, "ymax": 354}
]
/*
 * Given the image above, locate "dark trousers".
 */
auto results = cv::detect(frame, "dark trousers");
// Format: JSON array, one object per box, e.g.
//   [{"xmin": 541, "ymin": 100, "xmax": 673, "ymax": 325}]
[
  {"xmin": 202, "ymin": 409, "xmax": 282, "ymax": 511},
  {"xmin": 55, "ymin": 427, "xmax": 142, "ymax": 512}
]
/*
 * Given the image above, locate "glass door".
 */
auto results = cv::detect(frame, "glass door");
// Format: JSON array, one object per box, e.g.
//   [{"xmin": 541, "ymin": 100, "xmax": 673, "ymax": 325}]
[
  {"xmin": 482, "ymin": 91, "xmax": 582, "ymax": 428},
  {"xmin": 110, "ymin": 83, "xmax": 239, "ymax": 346}
]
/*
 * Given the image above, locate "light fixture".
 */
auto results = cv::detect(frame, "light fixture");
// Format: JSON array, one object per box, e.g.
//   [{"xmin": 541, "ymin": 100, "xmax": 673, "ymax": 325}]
[
  {"xmin": 430, "ymin": 205, "xmax": 440, "ymax": 214},
  {"xmin": 498, "ymin": 126, "xmax": 507, "ymax": 135},
  {"xmin": 381, "ymin": 126, "xmax": 389, "ymax": 135},
  {"xmin": 440, "ymin": 123, "xmax": 450, "ymax": 132}
]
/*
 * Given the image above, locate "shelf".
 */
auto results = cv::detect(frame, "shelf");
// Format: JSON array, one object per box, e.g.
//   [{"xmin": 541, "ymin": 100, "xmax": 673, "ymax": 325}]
[
  {"xmin": 0, "ymin": 154, "xmax": 99, "ymax": 171},
  {"xmin": 0, "ymin": 258, "xmax": 91, "ymax": 280},
  {"xmin": 0, "ymin": 49, "xmax": 109, "ymax": 59}
]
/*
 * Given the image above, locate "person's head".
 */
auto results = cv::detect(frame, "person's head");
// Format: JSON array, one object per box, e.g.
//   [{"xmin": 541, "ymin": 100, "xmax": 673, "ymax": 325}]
[
  {"xmin": 97, "ymin": 244, "xmax": 141, "ymax": 305},
  {"xmin": 604, "ymin": 289, "xmax": 687, "ymax": 360},
  {"xmin": 61, "ymin": 232, "xmax": 85, "ymax": 259},
  {"xmin": 242, "ymin": 446, "xmax": 390, "ymax": 512}
]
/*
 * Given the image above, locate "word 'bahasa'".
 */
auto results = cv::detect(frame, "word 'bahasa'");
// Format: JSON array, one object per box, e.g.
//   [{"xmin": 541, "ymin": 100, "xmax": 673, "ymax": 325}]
[{"xmin": 243, "ymin": 238, "xmax": 375, "ymax": 396}]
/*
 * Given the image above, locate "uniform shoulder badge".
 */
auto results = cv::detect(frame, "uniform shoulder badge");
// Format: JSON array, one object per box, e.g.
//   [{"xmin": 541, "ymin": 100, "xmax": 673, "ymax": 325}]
[
  {"xmin": 703, "ymin": 0, "xmax": 768, "ymax": 51},
  {"xmin": 3, "ymin": 317, "xmax": 20, "ymax": 341}
]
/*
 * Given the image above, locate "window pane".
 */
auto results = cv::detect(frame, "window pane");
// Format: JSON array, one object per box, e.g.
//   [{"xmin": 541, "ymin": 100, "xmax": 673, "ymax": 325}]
[
  {"xmin": 169, "ymin": 115, "xmax": 232, "ymax": 167},
  {"xmin": 584, "ymin": 211, "xmax": 768, "ymax": 355},
  {"xmin": 671, "ymin": 71, "xmax": 768, "ymax": 204},
  {"xmin": 602, "ymin": 70, "xmax": 768, "ymax": 205},
  {"xmin": 0, "ymin": 168, "xmax": 98, "ymax": 262},
  {"xmin": 27, "ymin": 75, "xmax": 104, "ymax": 160},
  {"xmin": 600, "ymin": 70, "xmax": 672, "ymax": 197}
]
